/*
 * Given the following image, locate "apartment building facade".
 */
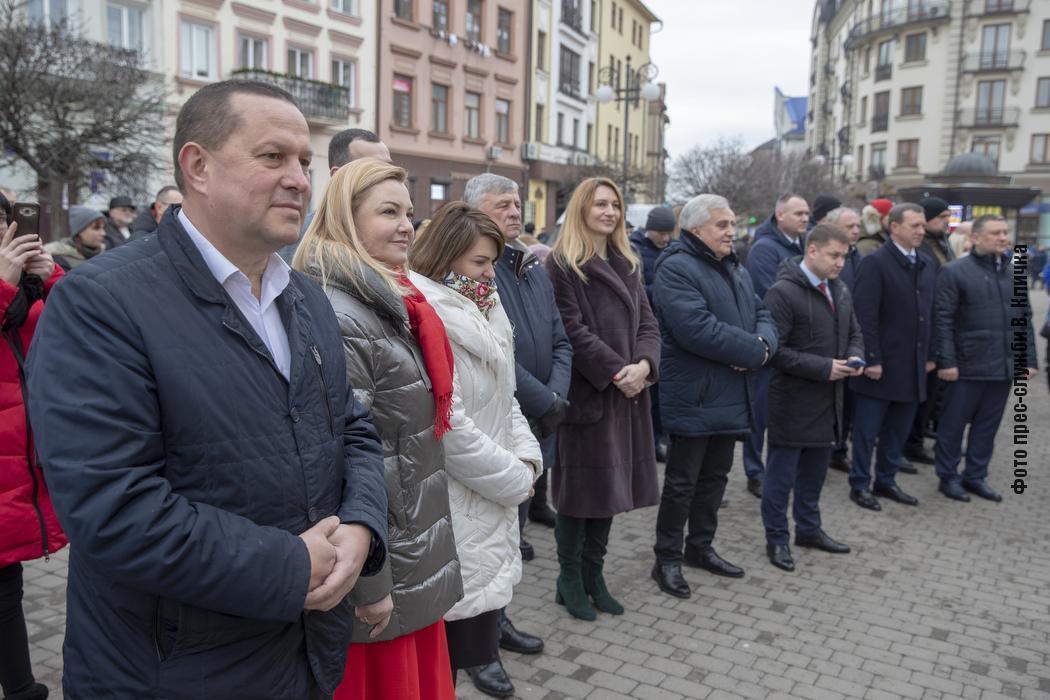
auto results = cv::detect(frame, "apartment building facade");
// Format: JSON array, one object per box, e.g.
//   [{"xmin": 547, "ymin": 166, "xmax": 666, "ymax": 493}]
[
  {"xmin": 593, "ymin": 0, "xmax": 662, "ymax": 205},
  {"xmin": 808, "ymin": 0, "xmax": 1050, "ymax": 240},
  {"xmin": 377, "ymin": 0, "xmax": 529, "ymax": 218},
  {"xmin": 521, "ymin": 0, "xmax": 599, "ymax": 231},
  {"xmin": 11, "ymin": 0, "xmax": 375, "ymax": 211}
]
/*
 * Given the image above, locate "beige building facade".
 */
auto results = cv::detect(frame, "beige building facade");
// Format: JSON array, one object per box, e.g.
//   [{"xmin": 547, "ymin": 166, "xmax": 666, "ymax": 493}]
[
  {"xmin": 808, "ymin": 0, "xmax": 1050, "ymax": 240},
  {"xmin": 8, "ymin": 0, "xmax": 375, "ymax": 211},
  {"xmin": 377, "ymin": 0, "xmax": 530, "ymax": 218}
]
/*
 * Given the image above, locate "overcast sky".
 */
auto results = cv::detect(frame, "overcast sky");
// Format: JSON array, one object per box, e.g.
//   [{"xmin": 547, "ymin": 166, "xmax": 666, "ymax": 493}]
[{"xmin": 644, "ymin": 0, "xmax": 815, "ymax": 159}]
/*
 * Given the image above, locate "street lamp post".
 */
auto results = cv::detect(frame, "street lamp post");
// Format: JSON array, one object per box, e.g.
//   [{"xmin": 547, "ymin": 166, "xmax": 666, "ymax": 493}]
[{"xmin": 594, "ymin": 55, "xmax": 661, "ymax": 201}]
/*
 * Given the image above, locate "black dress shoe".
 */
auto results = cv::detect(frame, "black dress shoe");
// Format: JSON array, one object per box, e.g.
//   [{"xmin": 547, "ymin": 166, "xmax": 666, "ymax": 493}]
[
  {"xmin": 896, "ymin": 457, "xmax": 918, "ymax": 475},
  {"xmin": 4, "ymin": 683, "xmax": 48, "ymax": 700},
  {"xmin": 465, "ymin": 661, "xmax": 515, "ymax": 698},
  {"xmin": 519, "ymin": 538, "xmax": 534, "ymax": 561},
  {"xmin": 795, "ymin": 530, "xmax": 850, "ymax": 554},
  {"xmin": 962, "ymin": 480, "xmax": 1002, "ymax": 502},
  {"xmin": 829, "ymin": 452, "xmax": 850, "ymax": 472},
  {"xmin": 938, "ymin": 481, "xmax": 971, "ymax": 502},
  {"xmin": 903, "ymin": 444, "xmax": 935, "ymax": 465},
  {"xmin": 684, "ymin": 547, "xmax": 745, "ymax": 578},
  {"xmin": 747, "ymin": 478, "xmax": 763, "ymax": 498},
  {"xmin": 849, "ymin": 489, "xmax": 882, "ymax": 511},
  {"xmin": 873, "ymin": 483, "xmax": 919, "ymax": 506},
  {"xmin": 528, "ymin": 501, "xmax": 557, "ymax": 528},
  {"xmin": 766, "ymin": 544, "xmax": 795, "ymax": 571},
  {"xmin": 499, "ymin": 613, "xmax": 544, "ymax": 654},
  {"xmin": 651, "ymin": 562, "xmax": 691, "ymax": 598}
]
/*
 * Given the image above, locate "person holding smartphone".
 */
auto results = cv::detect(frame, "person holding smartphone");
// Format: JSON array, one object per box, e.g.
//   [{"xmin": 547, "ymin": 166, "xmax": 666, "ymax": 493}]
[
  {"xmin": 760, "ymin": 224, "xmax": 864, "ymax": 572},
  {"xmin": 0, "ymin": 192, "xmax": 67, "ymax": 700}
]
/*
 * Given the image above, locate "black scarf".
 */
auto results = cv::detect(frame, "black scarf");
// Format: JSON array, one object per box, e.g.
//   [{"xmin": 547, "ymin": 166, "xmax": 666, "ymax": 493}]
[{"xmin": 2, "ymin": 273, "xmax": 44, "ymax": 332}]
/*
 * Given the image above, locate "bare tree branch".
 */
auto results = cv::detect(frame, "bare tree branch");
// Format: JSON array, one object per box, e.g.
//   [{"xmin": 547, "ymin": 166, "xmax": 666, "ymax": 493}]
[{"xmin": 0, "ymin": 0, "xmax": 169, "ymax": 238}]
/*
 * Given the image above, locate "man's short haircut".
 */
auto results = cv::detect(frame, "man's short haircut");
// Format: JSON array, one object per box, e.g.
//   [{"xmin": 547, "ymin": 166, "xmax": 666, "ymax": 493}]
[
  {"xmin": 679, "ymin": 194, "xmax": 730, "ymax": 232},
  {"xmin": 155, "ymin": 185, "xmax": 180, "ymax": 201},
  {"xmin": 825, "ymin": 207, "xmax": 857, "ymax": 225},
  {"xmin": 972, "ymin": 214, "xmax": 1006, "ymax": 235},
  {"xmin": 173, "ymin": 80, "xmax": 297, "ymax": 190},
  {"xmin": 806, "ymin": 223, "xmax": 849, "ymax": 249},
  {"xmin": 463, "ymin": 173, "xmax": 519, "ymax": 209},
  {"xmin": 328, "ymin": 129, "xmax": 381, "ymax": 170},
  {"xmin": 888, "ymin": 202, "xmax": 924, "ymax": 226},
  {"xmin": 775, "ymin": 192, "xmax": 805, "ymax": 213}
]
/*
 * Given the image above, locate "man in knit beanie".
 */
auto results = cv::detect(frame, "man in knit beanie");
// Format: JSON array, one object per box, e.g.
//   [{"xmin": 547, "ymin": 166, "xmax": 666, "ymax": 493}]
[{"xmin": 810, "ymin": 193, "xmax": 842, "ymax": 228}]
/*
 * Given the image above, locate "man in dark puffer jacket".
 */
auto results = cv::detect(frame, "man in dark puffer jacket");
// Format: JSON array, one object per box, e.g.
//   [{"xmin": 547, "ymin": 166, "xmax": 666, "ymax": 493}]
[
  {"xmin": 761, "ymin": 225, "xmax": 863, "ymax": 573},
  {"xmin": 651, "ymin": 194, "xmax": 777, "ymax": 599},
  {"xmin": 932, "ymin": 214, "xmax": 1038, "ymax": 503},
  {"xmin": 26, "ymin": 81, "xmax": 388, "ymax": 699}
]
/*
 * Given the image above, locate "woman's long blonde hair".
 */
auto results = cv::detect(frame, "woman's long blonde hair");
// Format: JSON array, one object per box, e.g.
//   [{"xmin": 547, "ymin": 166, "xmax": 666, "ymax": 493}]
[
  {"xmin": 292, "ymin": 158, "xmax": 409, "ymax": 299},
  {"xmin": 550, "ymin": 176, "xmax": 638, "ymax": 280}
]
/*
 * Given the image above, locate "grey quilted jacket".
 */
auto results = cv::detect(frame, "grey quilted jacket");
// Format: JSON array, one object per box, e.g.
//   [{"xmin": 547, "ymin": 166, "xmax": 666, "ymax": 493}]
[{"xmin": 314, "ymin": 263, "xmax": 463, "ymax": 643}]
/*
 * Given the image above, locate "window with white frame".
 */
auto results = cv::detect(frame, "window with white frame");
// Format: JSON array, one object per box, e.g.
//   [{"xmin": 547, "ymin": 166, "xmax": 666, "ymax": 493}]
[
  {"xmin": 179, "ymin": 19, "xmax": 216, "ymax": 80},
  {"xmin": 27, "ymin": 0, "xmax": 67, "ymax": 26},
  {"xmin": 107, "ymin": 3, "xmax": 144, "ymax": 53},
  {"xmin": 288, "ymin": 46, "xmax": 314, "ymax": 79},
  {"xmin": 332, "ymin": 58, "xmax": 357, "ymax": 107},
  {"xmin": 331, "ymin": 0, "xmax": 359, "ymax": 15},
  {"xmin": 239, "ymin": 35, "xmax": 267, "ymax": 70}
]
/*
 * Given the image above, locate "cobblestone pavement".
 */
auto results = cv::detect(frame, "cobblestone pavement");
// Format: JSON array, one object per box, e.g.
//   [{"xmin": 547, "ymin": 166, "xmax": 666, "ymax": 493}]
[{"xmin": 24, "ymin": 293, "xmax": 1050, "ymax": 699}]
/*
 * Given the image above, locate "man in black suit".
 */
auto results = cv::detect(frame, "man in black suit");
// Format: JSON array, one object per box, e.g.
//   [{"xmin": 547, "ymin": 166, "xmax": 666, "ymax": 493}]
[{"xmin": 847, "ymin": 203, "xmax": 937, "ymax": 510}]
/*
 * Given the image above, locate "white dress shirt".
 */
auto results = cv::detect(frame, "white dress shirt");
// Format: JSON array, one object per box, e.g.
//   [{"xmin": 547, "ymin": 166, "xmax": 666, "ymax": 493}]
[
  {"xmin": 893, "ymin": 240, "xmax": 917, "ymax": 262},
  {"xmin": 179, "ymin": 210, "xmax": 292, "ymax": 380}
]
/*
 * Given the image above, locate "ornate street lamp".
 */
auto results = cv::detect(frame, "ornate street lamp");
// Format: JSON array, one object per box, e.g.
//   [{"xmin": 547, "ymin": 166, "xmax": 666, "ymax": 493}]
[{"xmin": 594, "ymin": 55, "xmax": 661, "ymax": 200}]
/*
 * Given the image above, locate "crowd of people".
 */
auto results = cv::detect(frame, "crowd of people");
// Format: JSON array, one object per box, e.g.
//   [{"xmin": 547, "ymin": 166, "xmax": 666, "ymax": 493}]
[{"xmin": 0, "ymin": 78, "xmax": 1045, "ymax": 700}]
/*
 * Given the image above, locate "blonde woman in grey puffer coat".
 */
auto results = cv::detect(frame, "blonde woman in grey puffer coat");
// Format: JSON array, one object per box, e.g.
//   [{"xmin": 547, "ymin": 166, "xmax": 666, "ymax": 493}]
[{"xmin": 295, "ymin": 158, "xmax": 462, "ymax": 700}]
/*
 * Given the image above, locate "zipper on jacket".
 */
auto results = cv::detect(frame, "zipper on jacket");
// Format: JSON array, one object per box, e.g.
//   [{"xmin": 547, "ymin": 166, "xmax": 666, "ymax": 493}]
[
  {"xmin": 5, "ymin": 330, "xmax": 50, "ymax": 561},
  {"xmin": 311, "ymin": 346, "xmax": 335, "ymax": 437}
]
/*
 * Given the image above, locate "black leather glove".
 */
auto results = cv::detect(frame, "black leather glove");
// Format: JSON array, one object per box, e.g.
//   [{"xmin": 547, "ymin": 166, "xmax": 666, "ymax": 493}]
[{"xmin": 535, "ymin": 394, "xmax": 570, "ymax": 439}]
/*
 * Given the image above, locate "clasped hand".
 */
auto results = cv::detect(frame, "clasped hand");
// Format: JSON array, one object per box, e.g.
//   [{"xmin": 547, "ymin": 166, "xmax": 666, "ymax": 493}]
[
  {"xmin": 613, "ymin": 359, "xmax": 650, "ymax": 398},
  {"xmin": 298, "ymin": 516, "xmax": 373, "ymax": 612}
]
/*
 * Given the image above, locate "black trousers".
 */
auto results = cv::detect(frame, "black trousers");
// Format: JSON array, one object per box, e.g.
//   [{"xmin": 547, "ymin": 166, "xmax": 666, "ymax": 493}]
[
  {"xmin": 0, "ymin": 563, "xmax": 34, "ymax": 697},
  {"xmin": 446, "ymin": 609, "xmax": 500, "ymax": 673},
  {"xmin": 653, "ymin": 435, "xmax": 736, "ymax": 563},
  {"xmin": 906, "ymin": 372, "xmax": 942, "ymax": 448}
]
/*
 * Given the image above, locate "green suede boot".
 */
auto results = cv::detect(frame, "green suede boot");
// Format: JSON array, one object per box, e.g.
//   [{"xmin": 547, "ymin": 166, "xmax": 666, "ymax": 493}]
[
  {"xmin": 582, "ymin": 517, "xmax": 624, "ymax": 615},
  {"xmin": 554, "ymin": 514, "xmax": 597, "ymax": 621}
]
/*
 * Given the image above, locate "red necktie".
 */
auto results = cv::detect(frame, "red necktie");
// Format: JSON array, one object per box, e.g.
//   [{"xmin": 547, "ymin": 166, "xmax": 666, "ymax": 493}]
[{"xmin": 818, "ymin": 281, "xmax": 835, "ymax": 312}]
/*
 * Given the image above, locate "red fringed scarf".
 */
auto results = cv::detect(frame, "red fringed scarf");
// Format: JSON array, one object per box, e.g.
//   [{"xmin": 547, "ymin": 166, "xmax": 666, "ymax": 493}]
[{"xmin": 401, "ymin": 278, "xmax": 455, "ymax": 440}]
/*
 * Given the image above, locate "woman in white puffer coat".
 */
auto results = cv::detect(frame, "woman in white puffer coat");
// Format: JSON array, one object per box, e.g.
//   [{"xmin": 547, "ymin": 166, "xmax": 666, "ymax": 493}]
[{"xmin": 409, "ymin": 202, "xmax": 542, "ymax": 697}]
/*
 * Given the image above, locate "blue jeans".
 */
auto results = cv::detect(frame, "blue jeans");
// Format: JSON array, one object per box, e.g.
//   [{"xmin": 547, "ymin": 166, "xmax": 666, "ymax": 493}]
[
  {"xmin": 934, "ymin": 379, "xmax": 1010, "ymax": 486},
  {"xmin": 761, "ymin": 446, "xmax": 832, "ymax": 545},
  {"xmin": 743, "ymin": 367, "xmax": 769, "ymax": 480},
  {"xmin": 849, "ymin": 396, "xmax": 918, "ymax": 492}
]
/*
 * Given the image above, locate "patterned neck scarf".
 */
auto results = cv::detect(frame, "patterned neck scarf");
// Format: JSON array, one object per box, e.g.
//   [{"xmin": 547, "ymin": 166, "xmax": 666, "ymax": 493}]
[{"xmin": 443, "ymin": 271, "xmax": 498, "ymax": 316}]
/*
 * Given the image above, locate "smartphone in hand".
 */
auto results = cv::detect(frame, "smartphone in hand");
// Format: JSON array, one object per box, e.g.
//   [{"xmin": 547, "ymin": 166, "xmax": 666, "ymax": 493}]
[{"xmin": 12, "ymin": 202, "xmax": 41, "ymax": 238}]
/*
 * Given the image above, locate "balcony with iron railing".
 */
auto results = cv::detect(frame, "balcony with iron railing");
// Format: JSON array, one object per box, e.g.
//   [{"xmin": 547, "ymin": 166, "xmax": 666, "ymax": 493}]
[
  {"xmin": 869, "ymin": 164, "xmax": 886, "ymax": 181},
  {"xmin": 872, "ymin": 113, "xmax": 889, "ymax": 132},
  {"xmin": 232, "ymin": 70, "xmax": 349, "ymax": 122},
  {"xmin": 560, "ymin": 1, "xmax": 583, "ymax": 33},
  {"xmin": 875, "ymin": 63, "xmax": 892, "ymax": 81},
  {"xmin": 958, "ymin": 106, "xmax": 1021, "ymax": 127},
  {"xmin": 971, "ymin": 0, "xmax": 1031, "ymax": 16},
  {"xmin": 558, "ymin": 76, "xmax": 582, "ymax": 99},
  {"xmin": 961, "ymin": 50, "xmax": 1026, "ymax": 73},
  {"xmin": 844, "ymin": 0, "xmax": 951, "ymax": 49}
]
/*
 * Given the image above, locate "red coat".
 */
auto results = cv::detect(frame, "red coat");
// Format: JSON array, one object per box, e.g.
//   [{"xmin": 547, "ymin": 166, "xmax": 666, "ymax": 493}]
[{"xmin": 1, "ymin": 265, "xmax": 67, "ymax": 568}]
